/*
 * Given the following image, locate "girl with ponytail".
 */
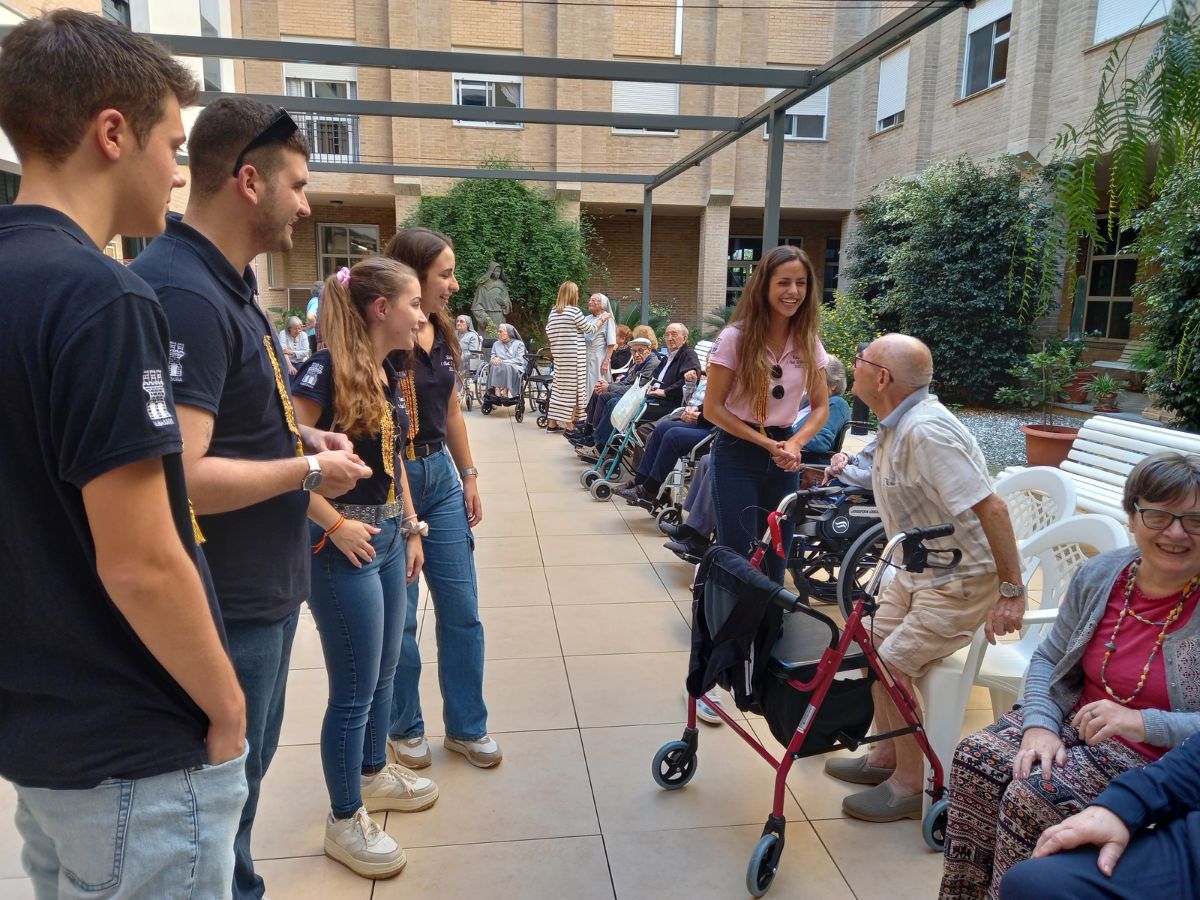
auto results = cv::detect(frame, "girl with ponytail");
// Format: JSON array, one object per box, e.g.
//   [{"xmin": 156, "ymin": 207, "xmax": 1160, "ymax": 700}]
[{"xmin": 291, "ymin": 257, "xmax": 437, "ymax": 879}]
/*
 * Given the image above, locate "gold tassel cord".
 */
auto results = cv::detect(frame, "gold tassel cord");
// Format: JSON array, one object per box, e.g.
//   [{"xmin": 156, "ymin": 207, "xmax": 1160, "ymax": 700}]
[
  {"xmin": 380, "ymin": 400, "xmax": 397, "ymax": 503},
  {"xmin": 400, "ymin": 373, "xmax": 420, "ymax": 461},
  {"xmin": 262, "ymin": 336, "xmax": 305, "ymax": 457}
]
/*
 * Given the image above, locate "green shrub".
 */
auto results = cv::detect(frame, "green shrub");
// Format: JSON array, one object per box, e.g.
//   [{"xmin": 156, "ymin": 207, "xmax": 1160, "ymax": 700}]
[{"xmin": 819, "ymin": 290, "xmax": 877, "ymax": 383}]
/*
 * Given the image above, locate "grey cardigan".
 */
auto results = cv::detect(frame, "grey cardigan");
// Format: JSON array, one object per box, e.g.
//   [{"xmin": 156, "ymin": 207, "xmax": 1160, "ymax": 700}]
[{"xmin": 1022, "ymin": 546, "xmax": 1200, "ymax": 748}]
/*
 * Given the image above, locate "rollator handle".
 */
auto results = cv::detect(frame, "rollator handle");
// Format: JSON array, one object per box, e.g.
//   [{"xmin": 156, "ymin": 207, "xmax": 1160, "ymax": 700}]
[{"xmin": 899, "ymin": 523, "xmax": 962, "ymax": 574}]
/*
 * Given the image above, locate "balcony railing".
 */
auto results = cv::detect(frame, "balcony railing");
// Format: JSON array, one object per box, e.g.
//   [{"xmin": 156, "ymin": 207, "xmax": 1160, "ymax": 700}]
[{"xmin": 291, "ymin": 112, "xmax": 360, "ymax": 164}]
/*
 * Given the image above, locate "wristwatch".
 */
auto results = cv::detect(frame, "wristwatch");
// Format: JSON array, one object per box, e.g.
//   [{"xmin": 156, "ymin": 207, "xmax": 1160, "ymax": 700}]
[
  {"xmin": 999, "ymin": 581, "xmax": 1026, "ymax": 598},
  {"xmin": 459, "ymin": 466, "xmax": 479, "ymax": 479},
  {"xmin": 301, "ymin": 455, "xmax": 323, "ymax": 492}
]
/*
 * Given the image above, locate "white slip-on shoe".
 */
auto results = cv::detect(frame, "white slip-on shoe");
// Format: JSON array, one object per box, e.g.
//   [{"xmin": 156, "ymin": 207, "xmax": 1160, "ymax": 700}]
[
  {"xmin": 361, "ymin": 763, "xmax": 439, "ymax": 813},
  {"xmin": 324, "ymin": 808, "xmax": 406, "ymax": 879},
  {"xmin": 693, "ymin": 690, "xmax": 725, "ymax": 726},
  {"xmin": 443, "ymin": 734, "xmax": 504, "ymax": 768},
  {"xmin": 387, "ymin": 735, "xmax": 432, "ymax": 769}
]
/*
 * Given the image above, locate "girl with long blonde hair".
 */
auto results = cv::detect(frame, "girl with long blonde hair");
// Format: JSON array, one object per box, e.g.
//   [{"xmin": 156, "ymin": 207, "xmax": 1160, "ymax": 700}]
[
  {"xmin": 292, "ymin": 256, "xmax": 434, "ymax": 879},
  {"xmin": 703, "ymin": 244, "xmax": 830, "ymax": 584},
  {"xmin": 545, "ymin": 280, "xmax": 609, "ymax": 431}
]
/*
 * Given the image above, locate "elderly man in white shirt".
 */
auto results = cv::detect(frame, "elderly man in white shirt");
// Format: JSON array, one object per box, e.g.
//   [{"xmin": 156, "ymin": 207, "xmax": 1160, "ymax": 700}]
[{"xmin": 824, "ymin": 333, "xmax": 1026, "ymax": 823}]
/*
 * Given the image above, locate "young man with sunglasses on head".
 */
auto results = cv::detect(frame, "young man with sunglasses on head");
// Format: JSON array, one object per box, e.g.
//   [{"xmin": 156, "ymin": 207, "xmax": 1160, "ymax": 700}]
[
  {"xmin": 132, "ymin": 97, "xmax": 371, "ymax": 900},
  {"xmin": 823, "ymin": 333, "xmax": 1025, "ymax": 824},
  {"xmin": 0, "ymin": 12, "xmax": 249, "ymax": 896}
]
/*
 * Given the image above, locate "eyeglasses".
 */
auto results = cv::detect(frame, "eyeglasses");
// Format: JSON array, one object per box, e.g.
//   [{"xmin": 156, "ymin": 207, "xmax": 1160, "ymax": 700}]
[
  {"xmin": 231, "ymin": 109, "xmax": 299, "ymax": 177},
  {"xmin": 1133, "ymin": 503, "xmax": 1200, "ymax": 535},
  {"xmin": 854, "ymin": 354, "xmax": 891, "ymax": 378}
]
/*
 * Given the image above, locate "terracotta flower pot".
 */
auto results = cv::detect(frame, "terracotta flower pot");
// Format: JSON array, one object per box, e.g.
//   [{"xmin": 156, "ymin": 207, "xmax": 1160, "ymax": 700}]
[
  {"xmin": 1063, "ymin": 371, "xmax": 1096, "ymax": 404},
  {"xmin": 1093, "ymin": 393, "xmax": 1120, "ymax": 412},
  {"xmin": 1019, "ymin": 424, "xmax": 1080, "ymax": 468}
]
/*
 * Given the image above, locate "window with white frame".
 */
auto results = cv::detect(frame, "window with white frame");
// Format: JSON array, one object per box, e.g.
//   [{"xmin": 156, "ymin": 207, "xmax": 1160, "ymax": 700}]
[
  {"xmin": 1094, "ymin": 0, "xmax": 1170, "ymax": 44},
  {"xmin": 962, "ymin": 0, "xmax": 1011, "ymax": 98},
  {"xmin": 1084, "ymin": 217, "xmax": 1138, "ymax": 340},
  {"xmin": 763, "ymin": 87, "xmax": 829, "ymax": 141},
  {"xmin": 612, "ymin": 79, "xmax": 680, "ymax": 136},
  {"xmin": 876, "ymin": 45, "xmax": 909, "ymax": 132},
  {"xmin": 452, "ymin": 74, "xmax": 523, "ymax": 128},
  {"xmin": 317, "ymin": 224, "xmax": 380, "ymax": 282},
  {"xmin": 282, "ymin": 49, "xmax": 360, "ymax": 164}
]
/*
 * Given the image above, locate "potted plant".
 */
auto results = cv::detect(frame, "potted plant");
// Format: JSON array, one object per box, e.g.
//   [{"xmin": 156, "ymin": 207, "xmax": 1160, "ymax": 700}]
[
  {"xmin": 995, "ymin": 344, "xmax": 1081, "ymax": 467},
  {"xmin": 1089, "ymin": 373, "xmax": 1122, "ymax": 412}
]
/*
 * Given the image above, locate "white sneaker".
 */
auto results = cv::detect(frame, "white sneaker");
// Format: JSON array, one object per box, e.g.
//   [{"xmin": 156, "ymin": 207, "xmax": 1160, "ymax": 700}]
[
  {"xmin": 324, "ymin": 808, "xmax": 406, "ymax": 879},
  {"xmin": 361, "ymin": 763, "xmax": 439, "ymax": 813},
  {"xmin": 443, "ymin": 734, "xmax": 503, "ymax": 768},
  {"xmin": 694, "ymin": 691, "xmax": 725, "ymax": 726},
  {"xmin": 387, "ymin": 735, "xmax": 432, "ymax": 769}
]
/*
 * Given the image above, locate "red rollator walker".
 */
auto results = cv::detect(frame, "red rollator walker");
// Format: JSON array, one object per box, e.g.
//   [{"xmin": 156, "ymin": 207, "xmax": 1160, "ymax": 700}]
[{"xmin": 652, "ymin": 486, "xmax": 963, "ymax": 896}]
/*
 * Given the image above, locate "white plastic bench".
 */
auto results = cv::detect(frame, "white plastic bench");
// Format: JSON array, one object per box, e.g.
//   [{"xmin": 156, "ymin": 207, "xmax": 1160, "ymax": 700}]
[
  {"xmin": 1091, "ymin": 339, "xmax": 1149, "ymax": 376},
  {"xmin": 1002, "ymin": 416, "xmax": 1200, "ymax": 522},
  {"xmin": 694, "ymin": 339, "xmax": 713, "ymax": 374}
]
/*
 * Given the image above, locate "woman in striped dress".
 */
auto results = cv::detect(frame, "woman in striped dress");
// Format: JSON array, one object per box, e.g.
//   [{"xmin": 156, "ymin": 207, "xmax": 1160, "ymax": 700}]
[{"xmin": 544, "ymin": 281, "xmax": 609, "ymax": 432}]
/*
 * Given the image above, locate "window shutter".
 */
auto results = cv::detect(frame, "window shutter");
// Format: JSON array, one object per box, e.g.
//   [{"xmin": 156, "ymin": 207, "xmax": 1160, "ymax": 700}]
[
  {"xmin": 765, "ymin": 86, "xmax": 829, "ymax": 117},
  {"xmin": 1093, "ymin": 0, "xmax": 1169, "ymax": 44},
  {"xmin": 966, "ymin": 0, "xmax": 1012, "ymax": 33},
  {"xmin": 612, "ymin": 80, "xmax": 680, "ymax": 116},
  {"xmin": 282, "ymin": 61, "xmax": 359, "ymax": 83},
  {"xmin": 876, "ymin": 45, "xmax": 909, "ymax": 121}
]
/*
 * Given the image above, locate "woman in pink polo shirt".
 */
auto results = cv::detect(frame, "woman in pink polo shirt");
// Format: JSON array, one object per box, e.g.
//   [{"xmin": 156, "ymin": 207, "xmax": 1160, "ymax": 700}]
[{"xmin": 703, "ymin": 244, "xmax": 829, "ymax": 584}]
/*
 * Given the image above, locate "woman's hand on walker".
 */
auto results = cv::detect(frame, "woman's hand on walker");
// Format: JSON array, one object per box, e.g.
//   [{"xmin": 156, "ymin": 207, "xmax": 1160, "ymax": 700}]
[
  {"xmin": 1071, "ymin": 700, "xmax": 1146, "ymax": 747},
  {"xmin": 332, "ymin": 519, "xmax": 380, "ymax": 568},
  {"xmin": 1014, "ymin": 726, "xmax": 1067, "ymax": 780}
]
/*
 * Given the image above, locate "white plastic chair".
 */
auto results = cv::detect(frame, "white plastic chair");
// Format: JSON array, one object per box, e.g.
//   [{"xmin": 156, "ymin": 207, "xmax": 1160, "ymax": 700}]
[
  {"xmin": 975, "ymin": 514, "xmax": 1131, "ymax": 719},
  {"xmin": 994, "ymin": 466, "xmax": 1078, "ymax": 546}
]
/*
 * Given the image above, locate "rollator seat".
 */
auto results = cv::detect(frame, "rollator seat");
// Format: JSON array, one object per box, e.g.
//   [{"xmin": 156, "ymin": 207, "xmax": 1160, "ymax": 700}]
[{"xmin": 768, "ymin": 610, "xmax": 866, "ymax": 678}]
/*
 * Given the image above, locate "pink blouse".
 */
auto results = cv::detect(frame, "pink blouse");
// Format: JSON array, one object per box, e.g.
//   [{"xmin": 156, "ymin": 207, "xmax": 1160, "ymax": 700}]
[{"xmin": 707, "ymin": 324, "xmax": 828, "ymax": 427}]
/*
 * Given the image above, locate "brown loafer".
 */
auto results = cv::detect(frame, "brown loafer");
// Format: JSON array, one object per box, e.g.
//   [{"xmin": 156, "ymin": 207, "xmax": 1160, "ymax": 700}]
[{"xmin": 823, "ymin": 754, "xmax": 895, "ymax": 785}]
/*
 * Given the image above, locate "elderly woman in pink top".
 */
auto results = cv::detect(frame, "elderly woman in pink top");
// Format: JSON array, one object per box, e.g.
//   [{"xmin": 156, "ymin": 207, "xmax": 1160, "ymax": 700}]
[{"xmin": 703, "ymin": 244, "xmax": 829, "ymax": 584}]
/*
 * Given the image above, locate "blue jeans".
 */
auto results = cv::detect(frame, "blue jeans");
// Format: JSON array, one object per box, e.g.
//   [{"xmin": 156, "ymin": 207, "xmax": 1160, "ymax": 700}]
[
  {"xmin": 225, "ymin": 608, "xmax": 300, "ymax": 900},
  {"xmin": 637, "ymin": 420, "xmax": 710, "ymax": 485},
  {"xmin": 390, "ymin": 448, "xmax": 488, "ymax": 741},
  {"xmin": 16, "ymin": 744, "xmax": 248, "ymax": 899},
  {"xmin": 308, "ymin": 519, "xmax": 407, "ymax": 818},
  {"xmin": 710, "ymin": 429, "xmax": 798, "ymax": 584}
]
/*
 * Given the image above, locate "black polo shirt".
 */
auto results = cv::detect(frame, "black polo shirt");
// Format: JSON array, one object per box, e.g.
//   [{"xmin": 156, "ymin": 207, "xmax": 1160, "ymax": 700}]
[
  {"xmin": 293, "ymin": 351, "xmax": 410, "ymax": 505},
  {"xmin": 0, "ymin": 205, "xmax": 220, "ymax": 788},
  {"xmin": 132, "ymin": 216, "xmax": 308, "ymax": 624},
  {"xmin": 391, "ymin": 326, "xmax": 456, "ymax": 448}
]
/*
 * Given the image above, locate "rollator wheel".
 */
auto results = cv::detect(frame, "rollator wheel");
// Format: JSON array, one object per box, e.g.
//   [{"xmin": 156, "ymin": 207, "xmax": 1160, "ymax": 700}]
[
  {"xmin": 651, "ymin": 740, "xmax": 697, "ymax": 790},
  {"xmin": 481, "ymin": 403, "xmax": 493, "ymax": 415},
  {"xmin": 581, "ymin": 469, "xmax": 600, "ymax": 488},
  {"xmin": 922, "ymin": 798, "xmax": 951, "ymax": 851},
  {"xmin": 590, "ymin": 480, "xmax": 612, "ymax": 501},
  {"xmin": 746, "ymin": 833, "xmax": 781, "ymax": 897},
  {"xmin": 655, "ymin": 506, "xmax": 682, "ymax": 527},
  {"xmin": 835, "ymin": 522, "xmax": 888, "ymax": 619}
]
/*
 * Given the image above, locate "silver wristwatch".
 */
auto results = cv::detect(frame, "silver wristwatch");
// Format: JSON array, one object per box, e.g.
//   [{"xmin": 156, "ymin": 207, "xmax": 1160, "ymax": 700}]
[
  {"xmin": 301, "ymin": 455, "xmax": 323, "ymax": 492},
  {"xmin": 998, "ymin": 581, "xmax": 1025, "ymax": 598}
]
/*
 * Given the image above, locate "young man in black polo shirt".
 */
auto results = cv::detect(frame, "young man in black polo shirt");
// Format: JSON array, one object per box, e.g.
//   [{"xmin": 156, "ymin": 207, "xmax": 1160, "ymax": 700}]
[
  {"xmin": 0, "ymin": 11, "xmax": 248, "ymax": 897},
  {"xmin": 131, "ymin": 97, "xmax": 371, "ymax": 900}
]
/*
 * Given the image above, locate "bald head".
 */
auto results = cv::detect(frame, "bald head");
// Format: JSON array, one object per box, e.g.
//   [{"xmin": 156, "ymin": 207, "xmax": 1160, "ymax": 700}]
[
  {"xmin": 664, "ymin": 322, "xmax": 688, "ymax": 350},
  {"xmin": 871, "ymin": 333, "xmax": 933, "ymax": 388}
]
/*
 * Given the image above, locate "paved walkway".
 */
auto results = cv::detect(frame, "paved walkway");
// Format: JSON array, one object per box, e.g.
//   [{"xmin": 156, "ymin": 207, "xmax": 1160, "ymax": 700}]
[{"xmin": 0, "ymin": 411, "xmax": 997, "ymax": 899}]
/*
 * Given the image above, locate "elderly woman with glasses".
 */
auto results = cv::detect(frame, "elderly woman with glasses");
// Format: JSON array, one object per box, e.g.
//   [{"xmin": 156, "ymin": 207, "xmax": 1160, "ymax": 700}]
[
  {"xmin": 278, "ymin": 315, "xmax": 311, "ymax": 377},
  {"xmin": 939, "ymin": 451, "xmax": 1200, "ymax": 900}
]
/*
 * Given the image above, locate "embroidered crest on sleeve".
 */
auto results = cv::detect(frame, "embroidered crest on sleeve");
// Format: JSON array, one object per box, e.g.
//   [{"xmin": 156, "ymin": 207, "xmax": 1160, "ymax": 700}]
[
  {"xmin": 168, "ymin": 341, "xmax": 186, "ymax": 382},
  {"xmin": 142, "ymin": 369, "xmax": 175, "ymax": 427},
  {"xmin": 300, "ymin": 362, "xmax": 323, "ymax": 388}
]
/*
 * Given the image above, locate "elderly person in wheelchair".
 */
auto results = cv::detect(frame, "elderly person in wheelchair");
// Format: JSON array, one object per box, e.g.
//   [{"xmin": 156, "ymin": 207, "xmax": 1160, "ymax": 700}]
[
  {"xmin": 485, "ymin": 323, "xmax": 525, "ymax": 399},
  {"xmin": 938, "ymin": 451, "xmax": 1200, "ymax": 900},
  {"xmin": 566, "ymin": 333, "xmax": 660, "ymax": 447}
]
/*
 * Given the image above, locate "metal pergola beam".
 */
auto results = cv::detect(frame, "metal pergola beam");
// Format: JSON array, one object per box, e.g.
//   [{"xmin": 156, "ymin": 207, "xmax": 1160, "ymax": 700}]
[
  {"xmin": 651, "ymin": 1, "xmax": 971, "ymax": 189},
  {"xmin": 306, "ymin": 162, "xmax": 654, "ymax": 185},
  {"xmin": 153, "ymin": 33, "xmax": 817, "ymax": 89},
  {"xmin": 204, "ymin": 91, "xmax": 743, "ymax": 132}
]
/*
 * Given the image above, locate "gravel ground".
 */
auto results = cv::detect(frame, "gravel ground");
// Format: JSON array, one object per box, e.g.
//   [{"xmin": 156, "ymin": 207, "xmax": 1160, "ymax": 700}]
[{"xmin": 954, "ymin": 408, "xmax": 1084, "ymax": 475}]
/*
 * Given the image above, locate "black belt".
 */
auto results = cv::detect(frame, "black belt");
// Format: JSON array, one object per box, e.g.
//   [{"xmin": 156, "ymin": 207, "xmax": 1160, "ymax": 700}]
[
  {"xmin": 411, "ymin": 440, "xmax": 446, "ymax": 459},
  {"xmin": 735, "ymin": 422, "xmax": 792, "ymax": 441}
]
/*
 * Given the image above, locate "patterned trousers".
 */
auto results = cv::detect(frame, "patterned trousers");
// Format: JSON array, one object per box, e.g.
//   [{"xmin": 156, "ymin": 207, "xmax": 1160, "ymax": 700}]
[{"xmin": 938, "ymin": 709, "xmax": 1149, "ymax": 900}]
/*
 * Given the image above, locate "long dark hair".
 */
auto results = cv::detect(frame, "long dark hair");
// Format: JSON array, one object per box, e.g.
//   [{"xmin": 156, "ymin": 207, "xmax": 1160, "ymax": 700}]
[{"xmin": 384, "ymin": 227, "xmax": 461, "ymax": 370}]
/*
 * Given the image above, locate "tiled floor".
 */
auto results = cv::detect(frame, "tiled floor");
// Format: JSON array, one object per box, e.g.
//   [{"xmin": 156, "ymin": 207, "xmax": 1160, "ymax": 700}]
[{"xmin": 0, "ymin": 413, "xmax": 1000, "ymax": 899}]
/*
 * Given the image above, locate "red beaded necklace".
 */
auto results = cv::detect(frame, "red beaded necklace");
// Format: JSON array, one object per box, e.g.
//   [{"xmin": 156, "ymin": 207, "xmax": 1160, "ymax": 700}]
[{"xmin": 1099, "ymin": 558, "xmax": 1200, "ymax": 705}]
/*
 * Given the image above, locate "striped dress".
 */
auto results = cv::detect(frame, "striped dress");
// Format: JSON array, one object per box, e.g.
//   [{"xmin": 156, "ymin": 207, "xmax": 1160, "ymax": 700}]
[{"xmin": 545, "ymin": 305, "xmax": 598, "ymax": 422}]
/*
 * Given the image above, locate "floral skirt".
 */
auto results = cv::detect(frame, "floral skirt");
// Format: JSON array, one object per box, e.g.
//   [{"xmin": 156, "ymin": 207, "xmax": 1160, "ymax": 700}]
[{"xmin": 937, "ymin": 709, "xmax": 1148, "ymax": 900}]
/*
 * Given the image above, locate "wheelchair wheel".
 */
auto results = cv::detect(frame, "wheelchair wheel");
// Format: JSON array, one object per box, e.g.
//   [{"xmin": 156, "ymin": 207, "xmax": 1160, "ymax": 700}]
[
  {"xmin": 514, "ymin": 401, "xmax": 524, "ymax": 423},
  {"xmin": 580, "ymin": 469, "xmax": 600, "ymax": 488},
  {"xmin": 651, "ymin": 740, "xmax": 697, "ymax": 790},
  {"xmin": 481, "ymin": 402, "xmax": 493, "ymax": 416},
  {"xmin": 537, "ymin": 414, "xmax": 548, "ymax": 428},
  {"xmin": 746, "ymin": 833, "xmax": 781, "ymax": 897},
  {"xmin": 590, "ymin": 480, "xmax": 613, "ymax": 501},
  {"xmin": 655, "ymin": 506, "xmax": 682, "ymax": 527},
  {"xmin": 835, "ymin": 522, "xmax": 888, "ymax": 619},
  {"xmin": 922, "ymin": 798, "xmax": 950, "ymax": 851}
]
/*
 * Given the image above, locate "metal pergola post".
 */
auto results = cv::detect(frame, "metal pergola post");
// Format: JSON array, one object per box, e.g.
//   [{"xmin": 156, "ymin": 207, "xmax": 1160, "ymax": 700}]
[
  {"xmin": 762, "ymin": 106, "xmax": 786, "ymax": 254},
  {"xmin": 641, "ymin": 187, "xmax": 653, "ymax": 325}
]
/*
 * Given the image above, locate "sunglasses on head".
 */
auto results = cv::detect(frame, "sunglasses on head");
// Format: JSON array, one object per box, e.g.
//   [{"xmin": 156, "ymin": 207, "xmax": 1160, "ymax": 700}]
[{"xmin": 231, "ymin": 109, "xmax": 300, "ymax": 178}]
